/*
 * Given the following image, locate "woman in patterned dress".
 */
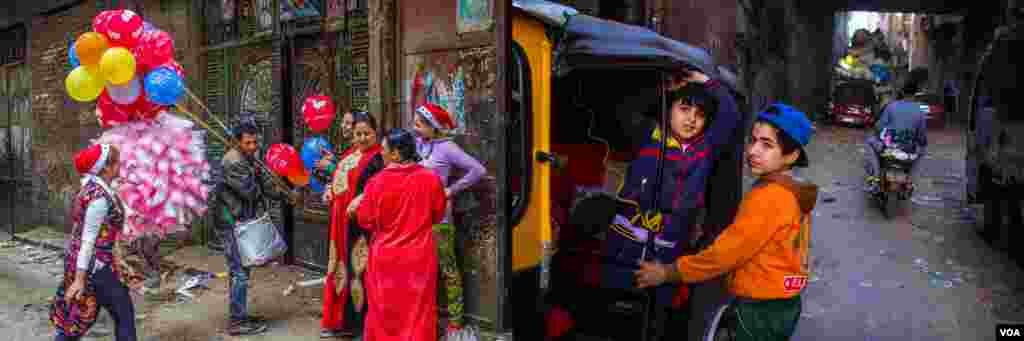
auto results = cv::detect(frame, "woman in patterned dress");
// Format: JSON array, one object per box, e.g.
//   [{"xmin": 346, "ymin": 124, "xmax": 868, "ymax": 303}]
[
  {"xmin": 317, "ymin": 112, "xmax": 384, "ymax": 338},
  {"xmin": 50, "ymin": 144, "xmax": 141, "ymax": 341}
]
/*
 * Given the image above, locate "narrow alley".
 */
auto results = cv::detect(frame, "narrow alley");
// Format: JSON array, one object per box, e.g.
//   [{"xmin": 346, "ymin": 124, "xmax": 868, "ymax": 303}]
[{"xmin": 792, "ymin": 124, "xmax": 1023, "ymax": 340}]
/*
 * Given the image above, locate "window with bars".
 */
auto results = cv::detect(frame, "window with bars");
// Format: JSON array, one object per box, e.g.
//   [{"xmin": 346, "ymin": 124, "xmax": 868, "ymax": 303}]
[
  {"xmin": 0, "ymin": 26, "xmax": 26, "ymax": 66},
  {"xmin": 0, "ymin": 66, "xmax": 32, "ymax": 130}
]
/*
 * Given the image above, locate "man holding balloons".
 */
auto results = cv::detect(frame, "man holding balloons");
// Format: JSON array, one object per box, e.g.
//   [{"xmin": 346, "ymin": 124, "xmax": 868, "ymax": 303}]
[{"xmin": 216, "ymin": 121, "xmax": 304, "ymax": 336}]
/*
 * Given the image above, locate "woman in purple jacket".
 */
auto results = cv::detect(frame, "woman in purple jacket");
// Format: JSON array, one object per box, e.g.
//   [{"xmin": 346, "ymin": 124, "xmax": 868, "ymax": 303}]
[{"xmin": 413, "ymin": 103, "xmax": 486, "ymax": 335}]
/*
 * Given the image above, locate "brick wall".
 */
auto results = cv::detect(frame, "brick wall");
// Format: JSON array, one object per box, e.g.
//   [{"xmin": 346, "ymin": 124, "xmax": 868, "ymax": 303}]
[
  {"xmin": 653, "ymin": 0, "xmax": 739, "ymax": 66},
  {"xmin": 26, "ymin": 0, "xmax": 202, "ymax": 229}
]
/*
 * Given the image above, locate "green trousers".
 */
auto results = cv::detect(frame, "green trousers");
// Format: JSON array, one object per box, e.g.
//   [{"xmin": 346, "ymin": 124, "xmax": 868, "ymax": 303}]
[
  {"xmin": 732, "ymin": 295, "xmax": 802, "ymax": 341},
  {"xmin": 433, "ymin": 223, "xmax": 464, "ymax": 326}
]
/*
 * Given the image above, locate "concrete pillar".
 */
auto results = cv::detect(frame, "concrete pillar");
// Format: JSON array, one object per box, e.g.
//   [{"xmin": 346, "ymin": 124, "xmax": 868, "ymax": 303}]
[
  {"xmin": 833, "ymin": 12, "xmax": 849, "ymax": 66},
  {"xmin": 910, "ymin": 14, "xmax": 931, "ymax": 70},
  {"xmin": 784, "ymin": 0, "xmax": 834, "ymax": 120},
  {"xmin": 368, "ymin": 0, "xmax": 398, "ymax": 129}
]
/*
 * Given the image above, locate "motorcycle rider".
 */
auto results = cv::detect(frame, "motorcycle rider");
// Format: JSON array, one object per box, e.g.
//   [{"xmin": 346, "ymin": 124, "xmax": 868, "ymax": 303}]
[{"xmin": 864, "ymin": 69, "xmax": 930, "ymax": 194}]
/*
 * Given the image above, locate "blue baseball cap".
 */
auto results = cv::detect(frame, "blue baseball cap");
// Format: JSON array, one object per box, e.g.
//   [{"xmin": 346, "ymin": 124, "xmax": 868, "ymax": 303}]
[
  {"xmin": 757, "ymin": 103, "xmax": 813, "ymax": 146},
  {"xmin": 756, "ymin": 103, "xmax": 814, "ymax": 167}
]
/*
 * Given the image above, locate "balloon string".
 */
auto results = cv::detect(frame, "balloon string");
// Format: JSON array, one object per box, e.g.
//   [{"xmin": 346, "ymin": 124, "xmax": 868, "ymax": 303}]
[{"xmin": 175, "ymin": 98, "xmax": 292, "ymax": 193}]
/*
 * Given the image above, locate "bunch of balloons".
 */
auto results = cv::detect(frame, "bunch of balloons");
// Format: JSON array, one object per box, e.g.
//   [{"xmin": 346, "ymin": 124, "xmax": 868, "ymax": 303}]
[
  {"xmin": 299, "ymin": 95, "xmax": 336, "ymax": 193},
  {"xmin": 267, "ymin": 144, "xmax": 311, "ymax": 187},
  {"xmin": 66, "ymin": 10, "xmax": 185, "ymax": 128},
  {"xmin": 96, "ymin": 112, "xmax": 211, "ymax": 240}
]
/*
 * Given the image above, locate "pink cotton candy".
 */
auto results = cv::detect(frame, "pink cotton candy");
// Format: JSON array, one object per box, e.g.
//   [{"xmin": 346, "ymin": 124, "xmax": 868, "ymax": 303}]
[
  {"xmin": 156, "ymin": 159, "xmax": 170, "ymax": 174},
  {"xmin": 168, "ymin": 189, "xmax": 185, "ymax": 207},
  {"xmin": 183, "ymin": 195, "xmax": 198, "ymax": 210}
]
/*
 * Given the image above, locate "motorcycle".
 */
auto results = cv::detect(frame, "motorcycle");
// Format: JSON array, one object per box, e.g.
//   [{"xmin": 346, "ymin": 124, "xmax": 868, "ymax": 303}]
[{"xmin": 871, "ymin": 128, "xmax": 919, "ymax": 218}]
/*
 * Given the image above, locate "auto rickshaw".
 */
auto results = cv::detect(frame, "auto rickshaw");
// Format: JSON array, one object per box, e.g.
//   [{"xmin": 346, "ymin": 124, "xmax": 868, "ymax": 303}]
[
  {"xmin": 828, "ymin": 78, "xmax": 878, "ymax": 127},
  {"xmin": 508, "ymin": 1, "xmax": 746, "ymax": 340}
]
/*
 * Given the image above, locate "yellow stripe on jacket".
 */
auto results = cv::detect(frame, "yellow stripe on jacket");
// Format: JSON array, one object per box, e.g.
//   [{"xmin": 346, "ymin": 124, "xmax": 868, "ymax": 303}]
[{"xmin": 675, "ymin": 182, "xmax": 812, "ymax": 300}]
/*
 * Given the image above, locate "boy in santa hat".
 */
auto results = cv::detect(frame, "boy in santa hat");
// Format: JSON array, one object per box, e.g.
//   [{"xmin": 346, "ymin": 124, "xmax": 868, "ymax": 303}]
[{"xmin": 51, "ymin": 144, "xmax": 140, "ymax": 341}]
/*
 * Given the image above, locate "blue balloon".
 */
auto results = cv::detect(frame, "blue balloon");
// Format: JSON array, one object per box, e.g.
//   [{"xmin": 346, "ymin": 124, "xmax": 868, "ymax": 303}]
[
  {"xmin": 144, "ymin": 67, "xmax": 185, "ymax": 106},
  {"xmin": 301, "ymin": 136, "xmax": 334, "ymax": 171},
  {"xmin": 68, "ymin": 42, "xmax": 80, "ymax": 68},
  {"xmin": 309, "ymin": 178, "xmax": 325, "ymax": 193},
  {"xmin": 301, "ymin": 137, "xmax": 333, "ymax": 194}
]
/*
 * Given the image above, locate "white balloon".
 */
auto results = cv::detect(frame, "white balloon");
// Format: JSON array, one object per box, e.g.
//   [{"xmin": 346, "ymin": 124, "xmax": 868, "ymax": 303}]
[{"xmin": 107, "ymin": 78, "xmax": 142, "ymax": 105}]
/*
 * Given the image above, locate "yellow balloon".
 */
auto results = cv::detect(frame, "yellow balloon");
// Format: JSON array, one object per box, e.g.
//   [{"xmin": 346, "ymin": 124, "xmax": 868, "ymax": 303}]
[
  {"xmin": 82, "ymin": 63, "xmax": 101, "ymax": 77},
  {"xmin": 66, "ymin": 66, "xmax": 104, "ymax": 102},
  {"xmin": 99, "ymin": 47, "xmax": 136, "ymax": 85}
]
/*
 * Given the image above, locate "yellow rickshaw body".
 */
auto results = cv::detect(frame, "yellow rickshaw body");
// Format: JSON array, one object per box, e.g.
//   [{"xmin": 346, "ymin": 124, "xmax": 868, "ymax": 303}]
[{"xmin": 511, "ymin": 12, "xmax": 552, "ymax": 273}]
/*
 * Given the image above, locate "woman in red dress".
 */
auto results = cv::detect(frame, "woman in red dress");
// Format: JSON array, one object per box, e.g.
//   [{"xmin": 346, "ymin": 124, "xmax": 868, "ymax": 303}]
[
  {"xmin": 317, "ymin": 112, "xmax": 384, "ymax": 338},
  {"xmin": 352, "ymin": 128, "xmax": 446, "ymax": 341}
]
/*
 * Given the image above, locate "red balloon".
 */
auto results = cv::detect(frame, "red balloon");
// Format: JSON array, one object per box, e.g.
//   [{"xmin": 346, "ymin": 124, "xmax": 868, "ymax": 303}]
[
  {"xmin": 97, "ymin": 91, "xmax": 133, "ymax": 128},
  {"xmin": 266, "ymin": 144, "xmax": 303, "ymax": 177},
  {"xmin": 158, "ymin": 60, "xmax": 185, "ymax": 79},
  {"xmin": 133, "ymin": 30, "xmax": 174, "ymax": 69},
  {"xmin": 130, "ymin": 86, "xmax": 163, "ymax": 120},
  {"xmin": 301, "ymin": 95, "xmax": 336, "ymax": 133},
  {"xmin": 105, "ymin": 10, "xmax": 144, "ymax": 47},
  {"xmin": 92, "ymin": 11, "xmax": 117, "ymax": 36}
]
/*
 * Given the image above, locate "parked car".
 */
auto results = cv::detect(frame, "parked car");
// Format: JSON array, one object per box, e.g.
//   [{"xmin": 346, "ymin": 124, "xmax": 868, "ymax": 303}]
[
  {"xmin": 828, "ymin": 79, "xmax": 877, "ymax": 127},
  {"xmin": 912, "ymin": 93, "xmax": 947, "ymax": 129}
]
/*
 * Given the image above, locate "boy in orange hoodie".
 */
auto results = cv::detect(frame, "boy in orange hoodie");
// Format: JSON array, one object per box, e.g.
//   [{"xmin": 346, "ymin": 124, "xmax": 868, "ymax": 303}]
[{"xmin": 635, "ymin": 103, "xmax": 818, "ymax": 341}]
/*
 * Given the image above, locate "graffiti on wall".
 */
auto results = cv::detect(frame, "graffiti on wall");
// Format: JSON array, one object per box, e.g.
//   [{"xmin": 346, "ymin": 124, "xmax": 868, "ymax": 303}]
[
  {"xmin": 281, "ymin": 0, "xmax": 322, "ymax": 21},
  {"xmin": 410, "ymin": 64, "xmax": 467, "ymax": 134},
  {"xmin": 457, "ymin": 0, "xmax": 493, "ymax": 34},
  {"xmin": 404, "ymin": 48, "xmax": 499, "ymax": 318},
  {"xmin": 325, "ymin": 0, "xmax": 346, "ymax": 19},
  {"xmin": 221, "ymin": 0, "xmax": 236, "ymax": 21}
]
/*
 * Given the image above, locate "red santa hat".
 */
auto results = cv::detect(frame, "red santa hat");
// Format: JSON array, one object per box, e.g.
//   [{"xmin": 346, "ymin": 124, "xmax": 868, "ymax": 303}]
[
  {"xmin": 74, "ymin": 144, "xmax": 112, "ymax": 175},
  {"xmin": 416, "ymin": 103, "xmax": 457, "ymax": 131}
]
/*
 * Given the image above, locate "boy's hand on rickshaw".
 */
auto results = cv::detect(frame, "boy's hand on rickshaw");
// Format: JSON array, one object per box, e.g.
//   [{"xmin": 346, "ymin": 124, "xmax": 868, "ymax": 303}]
[
  {"xmin": 635, "ymin": 261, "xmax": 673, "ymax": 288},
  {"xmin": 669, "ymin": 69, "xmax": 710, "ymax": 90},
  {"xmin": 685, "ymin": 70, "xmax": 709, "ymax": 84},
  {"xmin": 322, "ymin": 190, "xmax": 333, "ymax": 203}
]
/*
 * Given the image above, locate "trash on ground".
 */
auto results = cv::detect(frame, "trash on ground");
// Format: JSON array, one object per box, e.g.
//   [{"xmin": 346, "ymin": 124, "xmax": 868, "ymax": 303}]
[
  {"xmin": 879, "ymin": 280, "xmax": 904, "ymax": 289},
  {"xmin": 911, "ymin": 228, "xmax": 933, "ymax": 240},
  {"xmin": 283, "ymin": 276, "xmax": 326, "ymax": 296},
  {"xmin": 175, "ymin": 270, "xmax": 220, "ymax": 299},
  {"xmin": 859, "ymin": 280, "xmax": 874, "ymax": 288},
  {"xmin": 822, "ymin": 197, "xmax": 837, "ymax": 203}
]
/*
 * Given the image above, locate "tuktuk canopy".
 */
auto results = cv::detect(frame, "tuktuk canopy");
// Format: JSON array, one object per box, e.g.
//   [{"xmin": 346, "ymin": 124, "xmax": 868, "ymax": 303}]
[{"xmin": 512, "ymin": 0, "xmax": 744, "ymax": 95}]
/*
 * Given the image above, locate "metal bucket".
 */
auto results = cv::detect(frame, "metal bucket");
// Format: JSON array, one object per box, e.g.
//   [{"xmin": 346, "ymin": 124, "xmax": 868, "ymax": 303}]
[{"xmin": 234, "ymin": 213, "xmax": 287, "ymax": 267}]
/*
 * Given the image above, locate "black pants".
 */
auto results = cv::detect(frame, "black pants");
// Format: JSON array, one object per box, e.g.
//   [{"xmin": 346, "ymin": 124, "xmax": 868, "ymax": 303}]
[
  {"xmin": 686, "ymin": 276, "xmax": 731, "ymax": 341},
  {"xmin": 54, "ymin": 266, "xmax": 137, "ymax": 341}
]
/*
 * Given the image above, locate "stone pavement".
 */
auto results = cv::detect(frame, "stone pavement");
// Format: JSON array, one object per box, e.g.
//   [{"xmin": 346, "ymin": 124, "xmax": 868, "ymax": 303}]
[
  {"xmin": 3, "ymin": 124, "xmax": 1022, "ymax": 341},
  {"xmin": 0, "ymin": 235, "xmax": 336, "ymax": 341},
  {"xmin": 790, "ymin": 124, "xmax": 1024, "ymax": 341}
]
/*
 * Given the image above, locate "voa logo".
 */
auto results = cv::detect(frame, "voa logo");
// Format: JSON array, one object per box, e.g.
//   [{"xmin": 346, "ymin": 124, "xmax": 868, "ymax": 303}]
[{"xmin": 1000, "ymin": 327, "xmax": 1021, "ymax": 337}]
